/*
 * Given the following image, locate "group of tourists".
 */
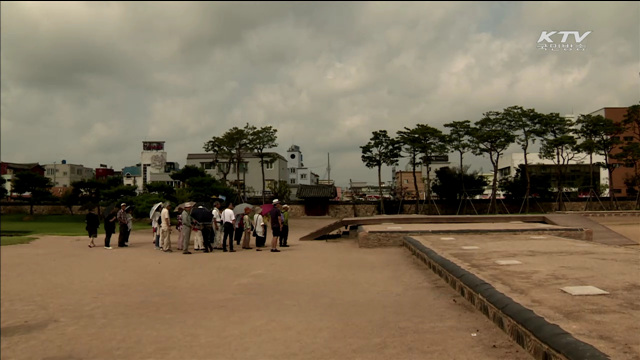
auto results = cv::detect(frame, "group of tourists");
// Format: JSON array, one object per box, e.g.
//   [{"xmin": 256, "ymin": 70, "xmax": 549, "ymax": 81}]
[
  {"xmin": 85, "ymin": 199, "xmax": 291, "ymax": 254},
  {"xmin": 85, "ymin": 203, "xmax": 133, "ymax": 249}
]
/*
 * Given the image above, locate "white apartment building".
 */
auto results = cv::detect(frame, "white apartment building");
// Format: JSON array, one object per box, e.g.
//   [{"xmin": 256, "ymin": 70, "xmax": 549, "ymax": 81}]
[
  {"xmin": 43, "ymin": 161, "xmax": 94, "ymax": 187},
  {"xmin": 186, "ymin": 152, "xmax": 288, "ymax": 197}
]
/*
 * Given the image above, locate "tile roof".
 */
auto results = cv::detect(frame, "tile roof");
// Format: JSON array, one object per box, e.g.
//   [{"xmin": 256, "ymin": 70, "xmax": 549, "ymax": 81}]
[{"xmin": 296, "ymin": 184, "xmax": 337, "ymax": 199}]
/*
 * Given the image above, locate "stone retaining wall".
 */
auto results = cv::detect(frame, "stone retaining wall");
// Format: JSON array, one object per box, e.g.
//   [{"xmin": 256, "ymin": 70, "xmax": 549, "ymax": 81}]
[{"xmin": 403, "ymin": 236, "xmax": 609, "ymax": 360}]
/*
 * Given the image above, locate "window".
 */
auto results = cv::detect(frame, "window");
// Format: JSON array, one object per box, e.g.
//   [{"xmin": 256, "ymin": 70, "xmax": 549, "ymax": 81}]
[
  {"xmin": 290, "ymin": 179, "xmax": 296, "ymax": 184},
  {"xmin": 77, "ymin": 169, "xmax": 82, "ymax": 175},
  {"xmin": 623, "ymin": 136, "xmax": 634, "ymax": 142},
  {"xmin": 202, "ymin": 162, "xmax": 214, "ymax": 170},
  {"xmin": 217, "ymin": 163, "xmax": 230, "ymax": 173},
  {"xmin": 290, "ymin": 168, "xmax": 296, "ymax": 174},
  {"xmin": 63, "ymin": 172, "xmax": 67, "ymax": 176},
  {"xmin": 266, "ymin": 162, "xmax": 274, "ymax": 170},
  {"xmin": 611, "ymin": 136, "xmax": 621, "ymax": 142},
  {"xmin": 403, "ymin": 179, "xmax": 408, "ymax": 184},
  {"xmin": 301, "ymin": 174, "xmax": 307, "ymax": 179}
]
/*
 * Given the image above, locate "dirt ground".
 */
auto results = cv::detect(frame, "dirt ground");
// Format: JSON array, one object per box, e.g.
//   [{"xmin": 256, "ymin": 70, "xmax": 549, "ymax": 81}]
[{"xmin": 1, "ymin": 218, "xmax": 530, "ymax": 360}]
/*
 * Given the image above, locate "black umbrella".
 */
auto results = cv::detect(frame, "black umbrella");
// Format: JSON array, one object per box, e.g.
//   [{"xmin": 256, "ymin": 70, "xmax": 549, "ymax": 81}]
[
  {"xmin": 191, "ymin": 205, "xmax": 213, "ymax": 225},
  {"xmin": 103, "ymin": 202, "xmax": 117, "ymax": 216}
]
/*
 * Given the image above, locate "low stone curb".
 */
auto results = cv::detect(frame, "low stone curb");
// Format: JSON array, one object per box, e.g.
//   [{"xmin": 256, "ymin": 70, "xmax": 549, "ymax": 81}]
[{"xmin": 403, "ymin": 236, "xmax": 610, "ymax": 360}]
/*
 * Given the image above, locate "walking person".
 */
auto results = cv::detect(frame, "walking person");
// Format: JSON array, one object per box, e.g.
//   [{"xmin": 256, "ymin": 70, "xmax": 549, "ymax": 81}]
[
  {"xmin": 221, "ymin": 203, "xmax": 236, "ymax": 252},
  {"xmin": 160, "ymin": 202, "xmax": 173, "ymax": 252},
  {"xmin": 117, "ymin": 203, "xmax": 128, "ymax": 247},
  {"xmin": 233, "ymin": 212, "xmax": 244, "ymax": 247},
  {"xmin": 103, "ymin": 207, "xmax": 117, "ymax": 249},
  {"xmin": 269, "ymin": 199, "xmax": 283, "ymax": 253},
  {"xmin": 151, "ymin": 208, "xmax": 161, "ymax": 248},
  {"xmin": 212, "ymin": 201, "xmax": 223, "ymax": 249},
  {"xmin": 253, "ymin": 207, "xmax": 266, "ymax": 251},
  {"xmin": 125, "ymin": 206, "xmax": 133, "ymax": 246},
  {"xmin": 181, "ymin": 204, "xmax": 194, "ymax": 254},
  {"xmin": 85, "ymin": 207, "xmax": 100, "ymax": 248},
  {"xmin": 241, "ymin": 206, "xmax": 253, "ymax": 250},
  {"xmin": 281, "ymin": 205, "xmax": 290, "ymax": 247},
  {"xmin": 176, "ymin": 207, "xmax": 184, "ymax": 250}
]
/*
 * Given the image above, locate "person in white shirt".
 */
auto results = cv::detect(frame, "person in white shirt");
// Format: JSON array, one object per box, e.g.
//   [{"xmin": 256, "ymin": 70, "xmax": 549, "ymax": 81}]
[
  {"xmin": 221, "ymin": 203, "xmax": 236, "ymax": 252},
  {"xmin": 212, "ymin": 201, "xmax": 223, "ymax": 249},
  {"xmin": 253, "ymin": 207, "xmax": 266, "ymax": 251},
  {"xmin": 160, "ymin": 202, "xmax": 173, "ymax": 252}
]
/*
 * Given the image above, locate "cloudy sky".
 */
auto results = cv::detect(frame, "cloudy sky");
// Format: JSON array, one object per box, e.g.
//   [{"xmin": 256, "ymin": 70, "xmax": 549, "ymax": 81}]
[{"xmin": 1, "ymin": 2, "xmax": 638, "ymax": 188}]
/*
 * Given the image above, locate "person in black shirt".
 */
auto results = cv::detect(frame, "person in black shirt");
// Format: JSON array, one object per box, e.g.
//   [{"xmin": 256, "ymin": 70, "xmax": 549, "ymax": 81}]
[
  {"xmin": 85, "ymin": 208, "xmax": 100, "ymax": 248},
  {"xmin": 103, "ymin": 207, "xmax": 117, "ymax": 249},
  {"xmin": 269, "ymin": 200, "xmax": 283, "ymax": 253}
]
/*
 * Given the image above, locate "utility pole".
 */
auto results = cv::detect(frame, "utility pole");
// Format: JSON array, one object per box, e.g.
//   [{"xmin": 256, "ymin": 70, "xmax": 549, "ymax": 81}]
[{"xmin": 327, "ymin": 153, "xmax": 331, "ymax": 183}]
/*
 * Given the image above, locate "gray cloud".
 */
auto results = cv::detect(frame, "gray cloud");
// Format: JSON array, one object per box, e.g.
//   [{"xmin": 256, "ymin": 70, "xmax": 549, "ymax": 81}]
[{"xmin": 1, "ymin": 1, "xmax": 638, "ymax": 188}]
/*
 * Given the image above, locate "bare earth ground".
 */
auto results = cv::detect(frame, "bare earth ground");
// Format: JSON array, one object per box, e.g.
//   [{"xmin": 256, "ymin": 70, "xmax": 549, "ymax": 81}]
[{"xmin": 1, "ymin": 218, "xmax": 530, "ymax": 360}]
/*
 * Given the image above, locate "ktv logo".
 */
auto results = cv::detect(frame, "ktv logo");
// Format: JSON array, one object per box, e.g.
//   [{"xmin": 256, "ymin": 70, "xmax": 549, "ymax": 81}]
[{"xmin": 537, "ymin": 31, "xmax": 592, "ymax": 52}]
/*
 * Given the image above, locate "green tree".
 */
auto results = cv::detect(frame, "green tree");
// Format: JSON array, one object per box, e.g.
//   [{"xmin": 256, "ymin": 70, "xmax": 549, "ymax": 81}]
[
  {"xmin": 60, "ymin": 187, "xmax": 79, "ymax": 215},
  {"xmin": 0, "ymin": 176, "xmax": 8, "ymax": 199},
  {"xmin": 432, "ymin": 167, "xmax": 487, "ymax": 201},
  {"xmin": 539, "ymin": 113, "xmax": 580, "ymax": 211},
  {"xmin": 145, "ymin": 182, "xmax": 177, "ymax": 203},
  {"xmin": 268, "ymin": 180, "xmax": 291, "ymax": 202},
  {"xmin": 170, "ymin": 165, "xmax": 208, "ymax": 185},
  {"xmin": 101, "ymin": 185, "xmax": 138, "ymax": 206},
  {"xmin": 500, "ymin": 165, "xmax": 554, "ymax": 202},
  {"xmin": 469, "ymin": 111, "xmax": 516, "ymax": 214},
  {"xmin": 361, "ymin": 130, "xmax": 402, "ymax": 214},
  {"xmin": 397, "ymin": 126, "xmax": 424, "ymax": 214},
  {"xmin": 247, "ymin": 125, "xmax": 278, "ymax": 205},
  {"xmin": 443, "ymin": 120, "xmax": 472, "ymax": 195},
  {"xmin": 503, "ymin": 106, "xmax": 544, "ymax": 213},
  {"xmin": 576, "ymin": 114, "xmax": 623, "ymax": 208},
  {"xmin": 11, "ymin": 172, "xmax": 55, "ymax": 215},
  {"xmin": 415, "ymin": 125, "xmax": 448, "ymax": 213}
]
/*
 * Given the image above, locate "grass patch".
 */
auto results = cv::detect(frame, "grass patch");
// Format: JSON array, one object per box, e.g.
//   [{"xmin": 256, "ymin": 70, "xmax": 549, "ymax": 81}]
[
  {"xmin": 0, "ymin": 214, "xmax": 149, "ymax": 238},
  {"xmin": 1, "ymin": 236, "xmax": 38, "ymax": 246}
]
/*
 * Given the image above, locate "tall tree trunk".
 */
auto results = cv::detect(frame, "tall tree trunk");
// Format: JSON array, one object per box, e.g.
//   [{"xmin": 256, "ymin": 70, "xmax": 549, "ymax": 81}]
[
  {"xmin": 489, "ymin": 157, "xmax": 499, "ymax": 214},
  {"xmin": 523, "ymin": 147, "xmax": 530, "ymax": 214},
  {"xmin": 412, "ymin": 156, "xmax": 420, "ymax": 214},
  {"xmin": 459, "ymin": 151, "xmax": 465, "ymax": 199},
  {"xmin": 261, "ymin": 155, "xmax": 266, "ymax": 205},
  {"xmin": 378, "ymin": 165, "xmax": 384, "ymax": 214}
]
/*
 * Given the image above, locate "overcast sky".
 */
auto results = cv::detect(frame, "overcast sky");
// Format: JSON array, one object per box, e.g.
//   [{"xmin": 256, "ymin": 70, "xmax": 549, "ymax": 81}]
[{"xmin": 1, "ymin": 2, "xmax": 638, "ymax": 188}]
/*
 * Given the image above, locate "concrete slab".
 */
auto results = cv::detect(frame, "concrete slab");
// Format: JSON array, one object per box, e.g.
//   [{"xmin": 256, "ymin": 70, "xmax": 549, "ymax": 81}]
[
  {"xmin": 561, "ymin": 286, "xmax": 610, "ymax": 296},
  {"xmin": 494, "ymin": 260, "xmax": 523, "ymax": 265},
  {"xmin": 412, "ymin": 233, "xmax": 640, "ymax": 360}
]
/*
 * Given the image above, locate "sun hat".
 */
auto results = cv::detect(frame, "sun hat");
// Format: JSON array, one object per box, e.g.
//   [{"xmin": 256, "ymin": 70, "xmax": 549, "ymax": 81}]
[{"xmin": 272, "ymin": 199, "xmax": 280, "ymax": 204}]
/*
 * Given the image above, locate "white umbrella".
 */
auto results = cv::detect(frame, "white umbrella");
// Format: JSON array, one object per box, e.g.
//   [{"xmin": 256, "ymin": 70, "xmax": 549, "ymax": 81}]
[
  {"xmin": 149, "ymin": 202, "xmax": 163, "ymax": 219},
  {"xmin": 233, "ymin": 203, "xmax": 254, "ymax": 216}
]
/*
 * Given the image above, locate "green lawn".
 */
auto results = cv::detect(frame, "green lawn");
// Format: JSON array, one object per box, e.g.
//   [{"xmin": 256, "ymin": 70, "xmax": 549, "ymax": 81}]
[{"xmin": 0, "ymin": 214, "xmax": 149, "ymax": 245}]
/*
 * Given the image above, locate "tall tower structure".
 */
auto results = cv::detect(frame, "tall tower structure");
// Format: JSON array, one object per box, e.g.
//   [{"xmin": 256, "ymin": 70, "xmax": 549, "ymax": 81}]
[{"xmin": 141, "ymin": 141, "xmax": 167, "ymax": 187}]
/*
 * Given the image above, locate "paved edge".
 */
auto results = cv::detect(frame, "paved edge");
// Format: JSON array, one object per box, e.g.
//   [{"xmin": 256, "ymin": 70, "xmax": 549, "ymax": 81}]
[{"xmin": 403, "ymin": 236, "xmax": 611, "ymax": 360}]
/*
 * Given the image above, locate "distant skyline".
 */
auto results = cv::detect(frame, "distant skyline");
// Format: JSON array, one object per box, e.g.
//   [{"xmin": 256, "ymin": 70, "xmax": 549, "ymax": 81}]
[{"xmin": 1, "ymin": 2, "xmax": 638, "ymax": 188}]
